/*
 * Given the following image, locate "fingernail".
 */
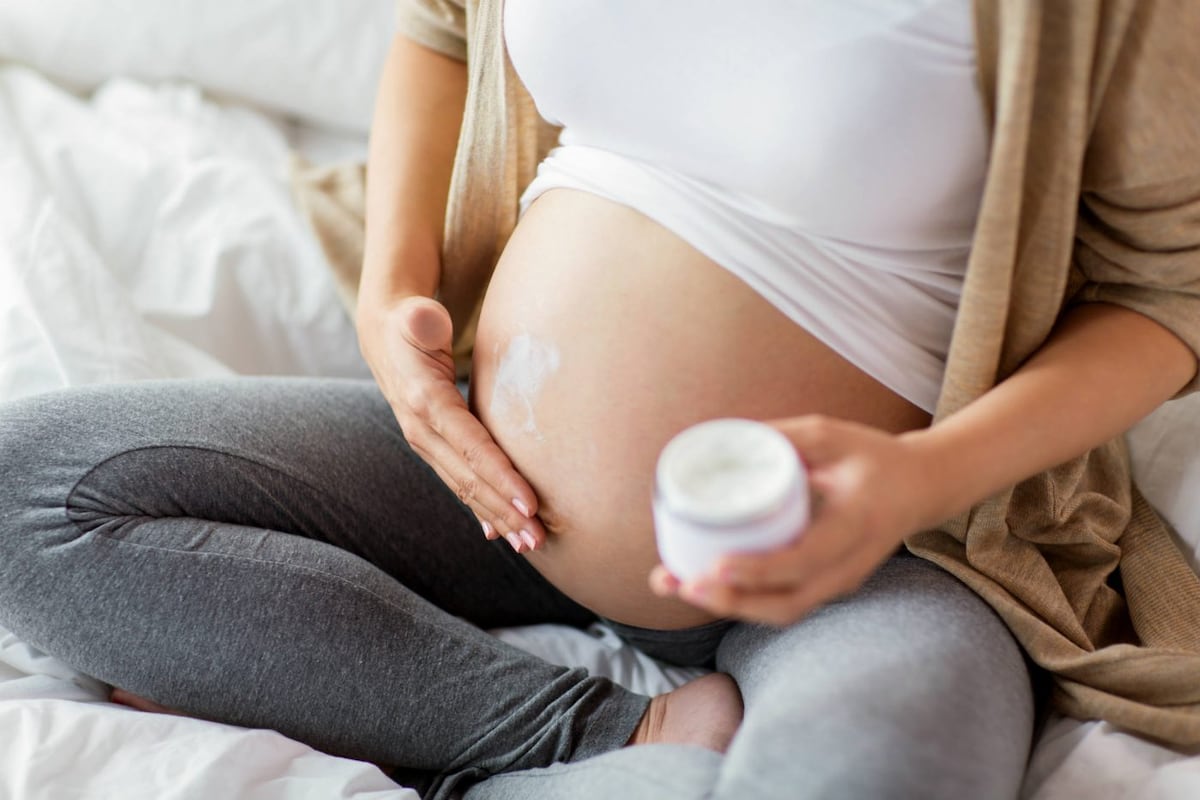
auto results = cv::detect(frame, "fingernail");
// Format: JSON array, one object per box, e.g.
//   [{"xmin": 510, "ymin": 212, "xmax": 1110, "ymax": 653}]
[
  {"xmin": 519, "ymin": 529, "xmax": 537, "ymax": 550},
  {"xmin": 505, "ymin": 532, "xmax": 524, "ymax": 553},
  {"xmin": 512, "ymin": 498, "xmax": 531, "ymax": 518},
  {"xmin": 654, "ymin": 572, "xmax": 680, "ymax": 595},
  {"xmin": 482, "ymin": 519, "xmax": 494, "ymax": 538},
  {"xmin": 682, "ymin": 583, "xmax": 709, "ymax": 602}
]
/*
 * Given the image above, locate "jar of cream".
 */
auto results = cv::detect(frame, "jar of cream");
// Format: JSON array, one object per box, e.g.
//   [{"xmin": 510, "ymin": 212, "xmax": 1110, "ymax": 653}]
[{"xmin": 653, "ymin": 418, "xmax": 810, "ymax": 581}]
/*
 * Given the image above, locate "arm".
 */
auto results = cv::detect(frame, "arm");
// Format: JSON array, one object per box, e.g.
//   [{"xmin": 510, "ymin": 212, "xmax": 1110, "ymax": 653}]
[
  {"xmin": 653, "ymin": 302, "xmax": 1197, "ymax": 624},
  {"xmin": 357, "ymin": 34, "xmax": 465, "ymax": 308},
  {"xmin": 357, "ymin": 33, "xmax": 547, "ymax": 552},
  {"xmin": 907, "ymin": 303, "xmax": 1194, "ymax": 526},
  {"xmin": 654, "ymin": 0, "xmax": 1200, "ymax": 622}
]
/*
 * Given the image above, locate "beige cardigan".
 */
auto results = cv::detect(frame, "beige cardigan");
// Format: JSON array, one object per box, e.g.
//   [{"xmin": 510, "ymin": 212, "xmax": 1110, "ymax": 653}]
[{"xmin": 312, "ymin": 0, "xmax": 1200, "ymax": 746}]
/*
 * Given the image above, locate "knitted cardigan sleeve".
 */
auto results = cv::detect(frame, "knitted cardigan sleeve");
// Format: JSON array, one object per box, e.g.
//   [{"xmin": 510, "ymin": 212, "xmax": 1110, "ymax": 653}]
[
  {"xmin": 395, "ymin": 0, "xmax": 468, "ymax": 62},
  {"xmin": 1071, "ymin": 0, "xmax": 1200, "ymax": 396}
]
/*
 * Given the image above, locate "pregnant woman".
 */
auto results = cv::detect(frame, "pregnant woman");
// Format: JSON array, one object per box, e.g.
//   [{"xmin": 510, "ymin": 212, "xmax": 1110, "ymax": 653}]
[{"xmin": 2, "ymin": 1, "xmax": 1200, "ymax": 799}]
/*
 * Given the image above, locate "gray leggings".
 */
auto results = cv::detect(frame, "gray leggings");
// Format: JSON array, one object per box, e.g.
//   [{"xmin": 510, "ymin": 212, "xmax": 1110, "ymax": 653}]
[{"xmin": 0, "ymin": 378, "xmax": 1037, "ymax": 799}]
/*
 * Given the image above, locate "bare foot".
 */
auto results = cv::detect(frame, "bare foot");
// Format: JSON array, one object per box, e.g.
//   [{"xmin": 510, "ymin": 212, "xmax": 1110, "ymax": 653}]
[
  {"xmin": 626, "ymin": 672, "xmax": 743, "ymax": 752},
  {"xmin": 110, "ymin": 688, "xmax": 185, "ymax": 717}
]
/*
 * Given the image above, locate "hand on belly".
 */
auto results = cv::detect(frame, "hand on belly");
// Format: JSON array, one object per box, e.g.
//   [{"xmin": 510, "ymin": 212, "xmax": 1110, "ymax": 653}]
[{"xmin": 469, "ymin": 189, "xmax": 930, "ymax": 629}]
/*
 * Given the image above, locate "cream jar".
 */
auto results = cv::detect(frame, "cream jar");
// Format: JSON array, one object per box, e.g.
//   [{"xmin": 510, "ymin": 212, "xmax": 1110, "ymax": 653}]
[{"xmin": 653, "ymin": 418, "xmax": 810, "ymax": 581}]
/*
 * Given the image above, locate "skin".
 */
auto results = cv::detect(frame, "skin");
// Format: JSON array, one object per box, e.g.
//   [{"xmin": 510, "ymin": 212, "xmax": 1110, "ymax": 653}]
[
  {"xmin": 469, "ymin": 187, "xmax": 929, "ymax": 628},
  {"xmin": 355, "ymin": 35, "xmax": 1198, "ymax": 630},
  {"xmin": 655, "ymin": 301, "xmax": 1196, "ymax": 624},
  {"xmin": 356, "ymin": 36, "xmax": 550, "ymax": 551}
]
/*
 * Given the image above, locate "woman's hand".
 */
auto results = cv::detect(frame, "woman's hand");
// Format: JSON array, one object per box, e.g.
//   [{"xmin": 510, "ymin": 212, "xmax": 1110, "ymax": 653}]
[
  {"xmin": 358, "ymin": 295, "xmax": 545, "ymax": 553},
  {"xmin": 649, "ymin": 305, "xmax": 1199, "ymax": 626},
  {"xmin": 650, "ymin": 415, "xmax": 940, "ymax": 625}
]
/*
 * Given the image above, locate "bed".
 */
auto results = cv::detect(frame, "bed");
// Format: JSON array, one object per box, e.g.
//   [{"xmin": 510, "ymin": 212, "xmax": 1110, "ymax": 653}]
[{"xmin": 2, "ymin": 2, "xmax": 1199, "ymax": 797}]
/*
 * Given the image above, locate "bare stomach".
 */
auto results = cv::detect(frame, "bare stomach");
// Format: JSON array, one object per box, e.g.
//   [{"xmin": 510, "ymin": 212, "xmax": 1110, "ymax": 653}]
[{"xmin": 470, "ymin": 189, "xmax": 930, "ymax": 629}]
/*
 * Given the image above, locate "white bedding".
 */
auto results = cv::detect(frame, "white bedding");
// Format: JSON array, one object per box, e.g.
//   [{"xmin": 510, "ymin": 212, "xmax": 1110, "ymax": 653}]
[
  {"xmin": 2, "ymin": 31, "xmax": 1200, "ymax": 800},
  {"xmin": 0, "ymin": 66, "xmax": 369, "ymax": 400}
]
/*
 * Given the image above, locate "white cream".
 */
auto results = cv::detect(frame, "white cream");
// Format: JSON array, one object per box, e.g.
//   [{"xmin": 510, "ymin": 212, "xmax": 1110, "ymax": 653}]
[
  {"xmin": 654, "ymin": 418, "xmax": 809, "ymax": 580},
  {"xmin": 489, "ymin": 331, "xmax": 561, "ymax": 440}
]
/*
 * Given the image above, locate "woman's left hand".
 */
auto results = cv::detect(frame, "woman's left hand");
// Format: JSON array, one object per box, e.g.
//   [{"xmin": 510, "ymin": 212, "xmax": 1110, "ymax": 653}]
[{"xmin": 649, "ymin": 415, "xmax": 944, "ymax": 626}]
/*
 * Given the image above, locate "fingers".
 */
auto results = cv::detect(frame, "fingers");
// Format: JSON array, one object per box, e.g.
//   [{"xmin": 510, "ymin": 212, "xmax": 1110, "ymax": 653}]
[
  {"xmin": 381, "ymin": 297, "xmax": 546, "ymax": 552},
  {"xmin": 403, "ymin": 398, "xmax": 546, "ymax": 553},
  {"xmin": 647, "ymin": 416, "xmax": 919, "ymax": 626},
  {"xmin": 650, "ymin": 545, "xmax": 876, "ymax": 627},
  {"xmin": 412, "ymin": 429, "xmax": 546, "ymax": 552},
  {"xmin": 712, "ymin": 514, "xmax": 853, "ymax": 592},
  {"xmin": 771, "ymin": 414, "xmax": 862, "ymax": 469},
  {"xmin": 431, "ymin": 403, "xmax": 541, "ymax": 519},
  {"xmin": 390, "ymin": 358, "xmax": 545, "ymax": 550},
  {"xmin": 648, "ymin": 488, "xmax": 876, "ymax": 626},
  {"xmin": 400, "ymin": 296, "xmax": 455, "ymax": 354},
  {"xmin": 649, "ymin": 564, "xmax": 680, "ymax": 595},
  {"xmin": 684, "ymin": 567, "xmax": 862, "ymax": 626},
  {"xmin": 418, "ymin": 452, "xmax": 542, "ymax": 553}
]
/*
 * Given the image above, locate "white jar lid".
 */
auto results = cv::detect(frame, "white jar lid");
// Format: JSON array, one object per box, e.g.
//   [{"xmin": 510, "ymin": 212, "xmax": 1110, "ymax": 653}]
[{"xmin": 655, "ymin": 418, "xmax": 803, "ymax": 526}]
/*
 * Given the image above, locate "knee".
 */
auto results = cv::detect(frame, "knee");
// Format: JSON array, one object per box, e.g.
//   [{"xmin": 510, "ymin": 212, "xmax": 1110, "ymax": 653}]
[
  {"xmin": 0, "ymin": 389, "xmax": 119, "ymax": 572},
  {"xmin": 0, "ymin": 391, "xmax": 72, "ymax": 515},
  {"xmin": 712, "ymin": 560, "xmax": 1034, "ymax": 800},
  {"xmin": 714, "ymin": 654, "xmax": 1032, "ymax": 800},
  {"xmin": 0, "ymin": 389, "xmax": 62, "ymax": 460},
  {"xmin": 0, "ymin": 399, "xmax": 64, "ymax": 607}
]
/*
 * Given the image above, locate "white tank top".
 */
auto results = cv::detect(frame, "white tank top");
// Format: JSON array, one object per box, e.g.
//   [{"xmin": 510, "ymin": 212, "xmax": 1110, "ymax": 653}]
[{"xmin": 504, "ymin": 0, "xmax": 988, "ymax": 413}]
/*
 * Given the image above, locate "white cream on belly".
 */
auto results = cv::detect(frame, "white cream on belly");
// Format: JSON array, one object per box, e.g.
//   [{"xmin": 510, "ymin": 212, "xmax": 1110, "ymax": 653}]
[{"xmin": 489, "ymin": 330, "xmax": 561, "ymax": 440}]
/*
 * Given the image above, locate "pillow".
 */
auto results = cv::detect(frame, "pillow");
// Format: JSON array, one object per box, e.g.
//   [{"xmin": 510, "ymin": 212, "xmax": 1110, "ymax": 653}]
[
  {"xmin": 0, "ymin": 0, "xmax": 394, "ymax": 133},
  {"xmin": 1126, "ymin": 392, "xmax": 1200, "ymax": 573}
]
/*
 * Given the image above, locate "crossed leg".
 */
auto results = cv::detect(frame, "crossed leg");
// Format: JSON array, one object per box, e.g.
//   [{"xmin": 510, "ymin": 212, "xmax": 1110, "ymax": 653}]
[{"xmin": 465, "ymin": 554, "xmax": 1036, "ymax": 800}]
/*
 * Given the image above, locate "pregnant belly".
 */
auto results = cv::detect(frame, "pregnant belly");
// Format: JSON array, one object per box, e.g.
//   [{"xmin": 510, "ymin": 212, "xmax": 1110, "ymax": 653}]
[{"xmin": 470, "ymin": 189, "xmax": 930, "ymax": 629}]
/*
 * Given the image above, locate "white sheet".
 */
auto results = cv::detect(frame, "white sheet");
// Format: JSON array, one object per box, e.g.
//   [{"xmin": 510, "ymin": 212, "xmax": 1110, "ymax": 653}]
[
  {"xmin": 0, "ymin": 65, "xmax": 370, "ymax": 402},
  {"xmin": 1, "ymin": 62, "xmax": 1199, "ymax": 800},
  {"xmin": 1128, "ymin": 394, "xmax": 1200, "ymax": 573}
]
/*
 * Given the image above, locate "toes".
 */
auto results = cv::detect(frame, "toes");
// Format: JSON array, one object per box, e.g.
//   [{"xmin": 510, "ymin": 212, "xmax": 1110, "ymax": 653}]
[{"xmin": 110, "ymin": 688, "xmax": 183, "ymax": 716}]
